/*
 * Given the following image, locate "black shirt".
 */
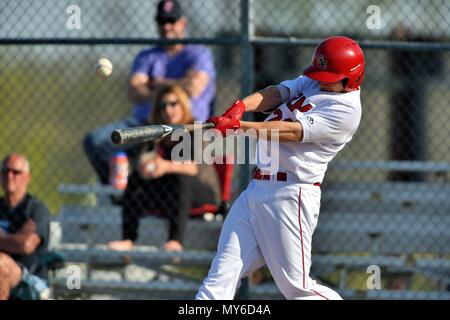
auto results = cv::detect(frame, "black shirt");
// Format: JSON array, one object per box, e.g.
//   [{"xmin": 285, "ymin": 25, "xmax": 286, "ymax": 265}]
[{"xmin": 0, "ymin": 194, "xmax": 50, "ymax": 279}]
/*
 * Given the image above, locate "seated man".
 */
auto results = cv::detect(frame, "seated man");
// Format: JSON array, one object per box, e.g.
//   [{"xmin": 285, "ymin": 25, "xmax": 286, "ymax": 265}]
[
  {"xmin": 83, "ymin": 0, "xmax": 216, "ymax": 185},
  {"xmin": 0, "ymin": 153, "xmax": 50, "ymax": 300}
]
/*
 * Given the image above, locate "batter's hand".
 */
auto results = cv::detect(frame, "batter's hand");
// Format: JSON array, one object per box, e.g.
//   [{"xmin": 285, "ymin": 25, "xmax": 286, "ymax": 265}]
[
  {"xmin": 208, "ymin": 116, "xmax": 241, "ymax": 136},
  {"xmin": 222, "ymin": 100, "xmax": 246, "ymax": 120}
]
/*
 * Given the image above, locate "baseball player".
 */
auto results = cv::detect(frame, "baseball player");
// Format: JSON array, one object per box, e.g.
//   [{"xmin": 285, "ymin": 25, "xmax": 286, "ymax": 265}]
[{"xmin": 196, "ymin": 36, "xmax": 364, "ymax": 300}]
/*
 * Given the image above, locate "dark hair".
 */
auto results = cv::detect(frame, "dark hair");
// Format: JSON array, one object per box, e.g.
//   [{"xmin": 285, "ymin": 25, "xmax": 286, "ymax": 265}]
[
  {"xmin": 342, "ymin": 78, "xmax": 349, "ymax": 87},
  {"xmin": 151, "ymin": 85, "xmax": 193, "ymax": 125}
]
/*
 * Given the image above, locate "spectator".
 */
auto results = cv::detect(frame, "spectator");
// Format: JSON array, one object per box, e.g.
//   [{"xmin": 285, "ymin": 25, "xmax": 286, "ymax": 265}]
[
  {"xmin": 108, "ymin": 85, "xmax": 220, "ymax": 252},
  {"xmin": 0, "ymin": 154, "xmax": 50, "ymax": 300},
  {"xmin": 83, "ymin": 0, "xmax": 216, "ymax": 185}
]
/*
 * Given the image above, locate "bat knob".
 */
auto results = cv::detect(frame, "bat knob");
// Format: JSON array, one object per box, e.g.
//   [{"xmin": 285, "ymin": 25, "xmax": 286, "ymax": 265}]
[{"xmin": 111, "ymin": 130, "xmax": 123, "ymax": 145}]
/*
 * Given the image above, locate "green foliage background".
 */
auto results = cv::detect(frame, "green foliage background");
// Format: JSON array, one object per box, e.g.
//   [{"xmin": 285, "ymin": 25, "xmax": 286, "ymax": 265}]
[{"xmin": 0, "ymin": 46, "xmax": 133, "ymax": 213}]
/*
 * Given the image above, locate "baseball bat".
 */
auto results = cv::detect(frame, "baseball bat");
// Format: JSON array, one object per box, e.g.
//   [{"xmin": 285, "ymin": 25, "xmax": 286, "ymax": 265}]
[{"xmin": 111, "ymin": 122, "xmax": 215, "ymax": 145}]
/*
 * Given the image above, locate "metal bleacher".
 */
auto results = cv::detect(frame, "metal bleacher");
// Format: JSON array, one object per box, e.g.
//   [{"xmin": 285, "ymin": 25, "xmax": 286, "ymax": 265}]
[
  {"xmin": 310, "ymin": 160, "xmax": 450, "ymax": 299},
  {"xmin": 49, "ymin": 160, "xmax": 450, "ymax": 300}
]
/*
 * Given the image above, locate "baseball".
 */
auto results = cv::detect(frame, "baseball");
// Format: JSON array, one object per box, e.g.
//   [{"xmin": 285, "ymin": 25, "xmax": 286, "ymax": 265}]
[{"xmin": 95, "ymin": 57, "xmax": 113, "ymax": 79}]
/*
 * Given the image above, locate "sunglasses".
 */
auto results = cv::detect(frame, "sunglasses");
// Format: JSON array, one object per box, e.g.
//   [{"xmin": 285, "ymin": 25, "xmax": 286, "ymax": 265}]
[
  {"xmin": 159, "ymin": 100, "xmax": 179, "ymax": 109},
  {"xmin": 155, "ymin": 17, "xmax": 178, "ymax": 25},
  {"xmin": 1, "ymin": 168, "xmax": 25, "ymax": 176}
]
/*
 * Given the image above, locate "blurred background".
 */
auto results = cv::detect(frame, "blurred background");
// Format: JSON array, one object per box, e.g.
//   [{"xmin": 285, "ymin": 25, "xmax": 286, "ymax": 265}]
[{"xmin": 1, "ymin": 0, "xmax": 449, "ymax": 299}]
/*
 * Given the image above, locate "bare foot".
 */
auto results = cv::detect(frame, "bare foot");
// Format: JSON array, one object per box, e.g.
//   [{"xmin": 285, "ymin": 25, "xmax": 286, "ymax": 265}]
[
  {"xmin": 108, "ymin": 239, "xmax": 134, "ymax": 251},
  {"xmin": 163, "ymin": 240, "xmax": 183, "ymax": 252}
]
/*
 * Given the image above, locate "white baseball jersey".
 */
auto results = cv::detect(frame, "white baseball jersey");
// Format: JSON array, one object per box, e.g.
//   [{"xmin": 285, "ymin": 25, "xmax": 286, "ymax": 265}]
[{"xmin": 257, "ymin": 75, "xmax": 362, "ymax": 184}]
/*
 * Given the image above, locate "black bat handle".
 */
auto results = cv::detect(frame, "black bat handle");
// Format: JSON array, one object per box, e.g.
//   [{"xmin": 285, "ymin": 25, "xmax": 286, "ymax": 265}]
[{"xmin": 185, "ymin": 122, "xmax": 215, "ymax": 131}]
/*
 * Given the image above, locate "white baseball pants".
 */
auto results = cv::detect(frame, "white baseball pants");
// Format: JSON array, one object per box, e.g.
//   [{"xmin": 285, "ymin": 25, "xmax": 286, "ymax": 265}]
[{"xmin": 195, "ymin": 179, "xmax": 342, "ymax": 300}]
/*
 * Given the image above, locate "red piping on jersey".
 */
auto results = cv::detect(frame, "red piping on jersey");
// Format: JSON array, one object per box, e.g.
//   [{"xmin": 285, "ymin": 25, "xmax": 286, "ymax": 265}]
[
  {"xmin": 298, "ymin": 188, "xmax": 306, "ymax": 289},
  {"xmin": 312, "ymin": 289, "xmax": 330, "ymax": 300}
]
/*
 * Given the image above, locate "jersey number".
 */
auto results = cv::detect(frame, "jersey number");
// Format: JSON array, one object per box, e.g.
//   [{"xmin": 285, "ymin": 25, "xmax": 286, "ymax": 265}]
[
  {"xmin": 268, "ymin": 94, "xmax": 312, "ymax": 122},
  {"xmin": 287, "ymin": 95, "xmax": 313, "ymax": 113},
  {"xmin": 268, "ymin": 109, "xmax": 283, "ymax": 121}
]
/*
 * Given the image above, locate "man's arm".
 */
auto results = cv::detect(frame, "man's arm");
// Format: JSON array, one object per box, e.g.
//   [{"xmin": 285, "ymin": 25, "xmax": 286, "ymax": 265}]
[
  {"xmin": 128, "ymin": 69, "xmax": 210, "ymax": 104},
  {"xmin": 240, "ymin": 120, "xmax": 303, "ymax": 142},
  {"xmin": 152, "ymin": 69, "xmax": 210, "ymax": 98},
  {"xmin": 179, "ymin": 69, "xmax": 210, "ymax": 98},
  {"xmin": 127, "ymin": 73, "xmax": 152, "ymax": 103},
  {"xmin": 241, "ymin": 86, "xmax": 283, "ymax": 113},
  {"xmin": 0, "ymin": 219, "xmax": 41, "ymax": 255}
]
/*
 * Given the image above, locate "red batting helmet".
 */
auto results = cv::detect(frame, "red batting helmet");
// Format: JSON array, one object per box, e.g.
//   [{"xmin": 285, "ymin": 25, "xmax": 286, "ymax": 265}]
[{"xmin": 303, "ymin": 36, "xmax": 365, "ymax": 91}]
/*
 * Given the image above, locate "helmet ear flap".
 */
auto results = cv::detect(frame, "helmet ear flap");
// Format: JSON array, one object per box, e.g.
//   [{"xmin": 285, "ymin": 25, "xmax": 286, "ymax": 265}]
[
  {"xmin": 345, "ymin": 65, "xmax": 364, "ymax": 91},
  {"xmin": 357, "ymin": 69, "xmax": 364, "ymax": 84}
]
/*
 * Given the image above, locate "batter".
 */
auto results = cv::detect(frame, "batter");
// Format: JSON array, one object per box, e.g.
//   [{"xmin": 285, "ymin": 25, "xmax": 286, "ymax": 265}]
[{"xmin": 196, "ymin": 36, "xmax": 364, "ymax": 300}]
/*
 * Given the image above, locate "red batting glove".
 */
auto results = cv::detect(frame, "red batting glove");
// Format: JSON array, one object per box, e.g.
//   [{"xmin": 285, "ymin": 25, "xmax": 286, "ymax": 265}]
[
  {"xmin": 222, "ymin": 100, "xmax": 246, "ymax": 120},
  {"xmin": 208, "ymin": 116, "xmax": 241, "ymax": 136}
]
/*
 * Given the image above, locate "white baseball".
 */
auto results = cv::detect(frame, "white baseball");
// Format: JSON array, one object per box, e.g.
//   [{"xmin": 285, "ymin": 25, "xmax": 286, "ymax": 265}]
[{"xmin": 96, "ymin": 58, "xmax": 113, "ymax": 79}]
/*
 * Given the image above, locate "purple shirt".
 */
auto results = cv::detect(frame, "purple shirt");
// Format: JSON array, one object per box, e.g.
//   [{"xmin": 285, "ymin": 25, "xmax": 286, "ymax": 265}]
[{"xmin": 131, "ymin": 45, "xmax": 216, "ymax": 123}]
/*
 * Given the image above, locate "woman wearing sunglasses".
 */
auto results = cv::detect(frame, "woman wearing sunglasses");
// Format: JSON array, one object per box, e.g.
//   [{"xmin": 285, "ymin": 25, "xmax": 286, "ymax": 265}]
[{"xmin": 109, "ymin": 85, "xmax": 220, "ymax": 252}]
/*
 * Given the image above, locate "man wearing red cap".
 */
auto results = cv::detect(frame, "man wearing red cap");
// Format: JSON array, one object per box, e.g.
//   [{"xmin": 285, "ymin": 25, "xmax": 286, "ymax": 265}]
[{"xmin": 196, "ymin": 36, "xmax": 364, "ymax": 300}]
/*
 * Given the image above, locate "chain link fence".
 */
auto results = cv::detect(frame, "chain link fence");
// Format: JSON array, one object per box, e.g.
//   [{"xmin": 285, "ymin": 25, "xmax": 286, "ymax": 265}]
[{"xmin": 1, "ymin": 0, "xmax": 449, "ymax": 300}]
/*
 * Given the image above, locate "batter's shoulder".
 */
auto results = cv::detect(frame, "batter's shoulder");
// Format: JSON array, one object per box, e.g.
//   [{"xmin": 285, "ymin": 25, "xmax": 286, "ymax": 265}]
[
  {"xmin": 296, "ymin": 76, "xmax": 318, "ymax": 93},
  {"xmin": 326, "ymin": 90, "xmax": 361, "ymax": 108}
]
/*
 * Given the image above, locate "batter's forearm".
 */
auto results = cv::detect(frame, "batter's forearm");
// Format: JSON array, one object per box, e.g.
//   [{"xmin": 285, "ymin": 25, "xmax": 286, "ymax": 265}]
[
  {"xmin": 242, "ymin": 86, "xmax": 282, "ymax": 113},
  {"xmin": 240, "ymin": 120, "xmax": 303, "ymax": 142}
]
